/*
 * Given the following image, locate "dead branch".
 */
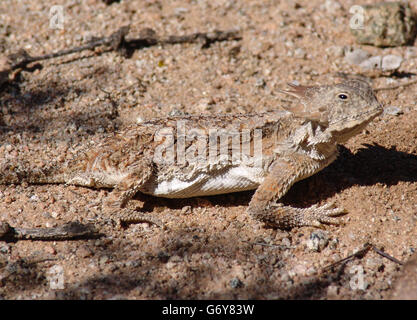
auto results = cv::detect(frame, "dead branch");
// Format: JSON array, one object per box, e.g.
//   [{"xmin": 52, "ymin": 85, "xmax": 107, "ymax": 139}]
[
  {"xmin": 322, "ymin": 242, "xmax": 403, "ymax": 272},
  {"xmin": 0, "ymin": 221, "xmax": 102, "ymax": 242},
  {"xmin": 0, "ymin": 26, "xmax": 241, "ymax": 88}
]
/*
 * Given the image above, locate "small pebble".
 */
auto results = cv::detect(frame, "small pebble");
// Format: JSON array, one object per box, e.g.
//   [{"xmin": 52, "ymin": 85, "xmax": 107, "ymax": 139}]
[
  {"xmin": 174, "ymin": 7, "xmax": 189, "ymax": 15},
  {"xmin": 323, "ymin": 0, "xmax": 341, "ymax": 14},
  {"xmin": 383, "ymin": 106, "xmax": 403, "ymax": 116},
  {"xmin": 181, "ymin": 206, "xmax": 192, "ymax": 215},
  {"xmin": 350, "ymin": 2, "xmax": 416, "ymax": 47},
  {"xmin": 381, "ymin": 55, "xmax": 403, "ymax": 71},
  {"xmin": 355, "ymin": 55, "xmax": 402, "ymax": 71},
  {"xmin": 0, "ymin": 244, "xmax": 10, "ymax": 254},
  {"xmin": 405, "ymin": 47, "xmax": 417, "ymax": 59},
  {"xmin": 197, "ymin": 98, "xmax": 212, "ymax": 111},
  {"xmin": 125, "ymin": 260, "xmax": 141, "ymax": 268},
  {"xmin": 325, "ymin": 46, "xmax": 344, "ymax": 58},
  {"xmin": 29, "ymin": 194, "xmax": 39, "ymax": 202},
  {"xmin": 327, "ymin": 285, "xmax": 339, "ymax": 296},
  {"xmin": 45, "ymin": 246, "xmax": 56, "ymax": 255},
  {"xmin": 76, "ymin": 245, "xmax": 93, "ymax": 258},
  {"xmin": 294, "ymin": 48, "xmax": 306, "ymax": 59},
  {"xmin": 255, "ymin": 78, "xmax": 266, "ymax": 88},
  {"xmin": 168, "ymin": 108, "xmax": 185, "ymax": 117},
  {"xmin": 230, "ymin": 278, "xmax": 244, "ymax": 288},
  {"xmin": 136, "ymin": 116, "xmax": 144, "ymax": 124},
  {"xmin": 365, "ymin": 257, "xmax": 384, "ymax": 271},
  {"xmin": 4, "ymin": 197, "xmax": 13, "ymax": 204},
  {"xmin": 99, "ymin": 255, "xmax": 110, "ymax": 265},
  {"xmin": 306, "ymin": 230, "xmax": 329, "ymax": 252},
  {"xmin": 157, "ymin": 251, "xmax": 170, "ymax": 263},
  {"xmin": 359, "ymin": 56, "xmax": 381, "ymax": 69},
  {"xmin": 344, "ymin": 48, "xmax": 370, "ymax": 65},
  {"xmin": 45, "ymin": 222, "xmax": 56, "ymax": 228},
  {"xmin": 329, "ymin": 238, "xmax": 339, "ymax": 250},
  {"xmin": 50, "ymin": 211, "xmax": 60, "ymax": 219},
  {"xmin": 281, "ymin": 237, "xmax": 291, "ymax": 247},
  {"xmin": 290, "ymin": 264, "xmax": 307, "ymax": 277}
]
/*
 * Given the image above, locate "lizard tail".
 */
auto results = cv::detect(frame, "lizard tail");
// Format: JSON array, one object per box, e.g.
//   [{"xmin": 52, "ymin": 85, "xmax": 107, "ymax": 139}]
[{"xmin": 0, "ymin": 162, "xmax": 66, "ymax": 185}]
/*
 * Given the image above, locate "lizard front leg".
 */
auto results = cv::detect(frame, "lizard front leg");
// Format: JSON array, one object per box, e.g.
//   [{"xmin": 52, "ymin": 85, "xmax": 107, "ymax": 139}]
[{"xmin": 247, "ymin": 153, "xmax": 345, "ymax": 229}]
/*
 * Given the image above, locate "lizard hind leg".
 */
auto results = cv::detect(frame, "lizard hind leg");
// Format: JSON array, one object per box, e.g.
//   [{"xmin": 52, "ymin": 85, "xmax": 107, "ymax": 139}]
[
  {"xmin": 115, "ymin": 183, "xmax": 142, "ymax": 208},
  {"xmin": 104, "ymin": 168, "xmax": 161, "ymax": 228},
  {"xmin": 112, "ymin": 165, "xmax": 154, "ymax": 208},
  {"xmin": 104, "ymin": 186, "xmax": 162, "ymax": 228}
]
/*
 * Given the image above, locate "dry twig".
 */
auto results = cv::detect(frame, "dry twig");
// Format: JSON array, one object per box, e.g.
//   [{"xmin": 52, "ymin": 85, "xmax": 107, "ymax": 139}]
[
  {"xmin": 0, "ymin": 221, "xmax": 101, "ymax": 242},
  {"xmin": 0, "ymin": 26, "xmax": 241, "ymax": 88},
  {"xmin": 323, "ymin": 242, "xmax": 403, "ymax": 272}
]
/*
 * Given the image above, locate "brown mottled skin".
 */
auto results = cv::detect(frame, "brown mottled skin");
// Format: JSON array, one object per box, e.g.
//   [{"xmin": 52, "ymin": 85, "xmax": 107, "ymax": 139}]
[{"xmin": 0, "ymin": 79, "xmax": 383, "ymax": 229}]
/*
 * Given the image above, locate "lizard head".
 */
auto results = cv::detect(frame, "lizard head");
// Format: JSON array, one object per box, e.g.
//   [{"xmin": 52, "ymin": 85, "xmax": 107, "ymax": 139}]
[{"xmin": 279, "ymin": 79, "xmax": 383, "ymax": 143}]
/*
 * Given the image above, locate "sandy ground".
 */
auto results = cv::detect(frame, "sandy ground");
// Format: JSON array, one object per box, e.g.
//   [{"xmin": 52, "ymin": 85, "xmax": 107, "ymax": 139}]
[{"xmin": 0, "ymin": 0, "xmax": 416, "ymax": 299}]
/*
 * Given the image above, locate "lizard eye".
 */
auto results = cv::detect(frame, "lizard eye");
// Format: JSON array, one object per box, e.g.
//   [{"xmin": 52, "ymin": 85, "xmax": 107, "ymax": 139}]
[{"xmin": 338, "ymin": 93, "xmax": 348, "ymax": 100}]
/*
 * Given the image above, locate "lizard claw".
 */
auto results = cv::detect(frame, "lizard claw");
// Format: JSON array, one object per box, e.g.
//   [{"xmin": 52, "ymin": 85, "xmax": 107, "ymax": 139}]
[
  {"xmin": 312, "ymin": 202, "xmax": 346, "ymax": 215},
  {"xmin": 250, "ymin": 202, "xmax": 347, "ymax": 229},
  {"xmin": 305, "ymin": 202, "xmax": 347, "ymax": 226}
]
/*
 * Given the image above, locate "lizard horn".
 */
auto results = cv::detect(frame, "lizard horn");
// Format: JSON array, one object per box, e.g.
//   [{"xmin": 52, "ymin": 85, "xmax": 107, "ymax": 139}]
[{"xmin": 277, "ymin": 83, "xmax": 313, "ymax": 99}]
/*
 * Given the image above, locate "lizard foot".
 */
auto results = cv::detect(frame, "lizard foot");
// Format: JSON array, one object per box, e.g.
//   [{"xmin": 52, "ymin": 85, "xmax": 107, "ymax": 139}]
[
  {"xmin": 293, "ymin": 202, "xmax": 347, "ymax": 228},
  {"xmin": 117, "ymin": 210, "xmax": 162, "ymax": 229},
  {"xmin": 255, "ymin": 202, "xmax": 347, "ymax": 229},
  {"xmin": 103, "ymin": 199, "xmax": 162, "ymax": 229}
]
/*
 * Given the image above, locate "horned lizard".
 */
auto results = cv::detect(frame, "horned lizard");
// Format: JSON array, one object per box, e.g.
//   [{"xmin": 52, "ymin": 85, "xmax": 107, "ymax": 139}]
[{"xmin": 0, "ymin": 79, "xmax": 382, "ymax": 229}]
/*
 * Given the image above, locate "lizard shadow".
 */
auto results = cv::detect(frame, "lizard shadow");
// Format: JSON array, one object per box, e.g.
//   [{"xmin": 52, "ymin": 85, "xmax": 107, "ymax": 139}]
[
  {"xmin": 282, "ymin": 143, "xmax": 417, "ymax": 206},
  {"xmin": 134, "ymin": 143, "xmax": 417, "ymax": 212},
  {"xmin": 389, "ymin": 71, "xmax": 416, "ymax": 78},
  {"xmin": 15, "ymin": 227, "xmax": 349, "ymax": 300}
]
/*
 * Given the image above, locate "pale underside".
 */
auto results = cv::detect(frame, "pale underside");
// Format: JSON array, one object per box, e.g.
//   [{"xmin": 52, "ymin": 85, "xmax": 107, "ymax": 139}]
[
  {"xmin": 65, "ymin": 153, "xmax": 274, "ymax": 198},
  {"xmin": 140, "ymin": 163, "xmax": 269, "ymax": 198}
]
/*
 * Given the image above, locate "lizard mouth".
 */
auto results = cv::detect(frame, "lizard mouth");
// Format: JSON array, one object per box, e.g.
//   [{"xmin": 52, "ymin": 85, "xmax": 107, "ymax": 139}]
[{"xmin": 330, "ymin": 107, "xmax": 383, "ymax": 143}]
